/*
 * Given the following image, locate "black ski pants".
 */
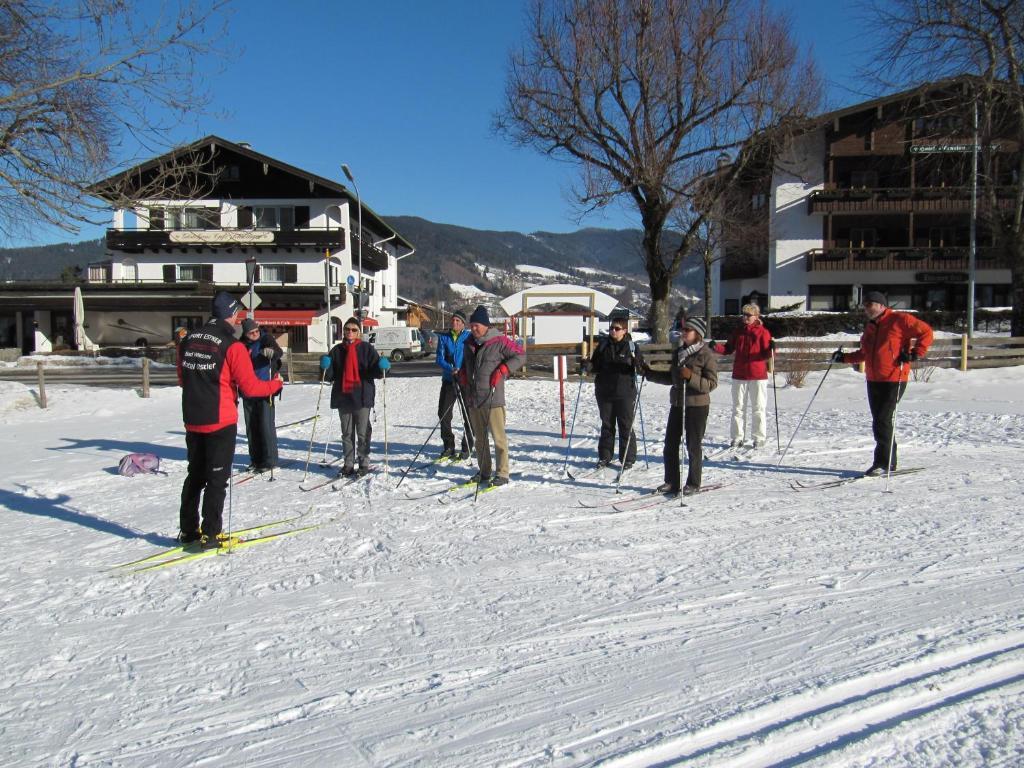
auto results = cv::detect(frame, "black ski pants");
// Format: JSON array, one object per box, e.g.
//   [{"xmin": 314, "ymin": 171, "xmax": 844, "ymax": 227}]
[
  {"xmin": 597, "ymin": 396, "xmax": 637, "ymax": 465},
  {"xmin": 438, "ymin": 380, "xmax": 472, "ymax": 455},
  {"xmin": 180, "ymin": 424, "xmax": 236, "ymax": 538},
  {"xmin": 242, "ymin": 396, "xmax": 278, "ymax": 469},
  {"xmin": 866, "ymin": 380, "xmax": 907, "ymax": 470},
  {"xmin": 663, "ymin": 403, "xmax": 709, "ymax": 490}
]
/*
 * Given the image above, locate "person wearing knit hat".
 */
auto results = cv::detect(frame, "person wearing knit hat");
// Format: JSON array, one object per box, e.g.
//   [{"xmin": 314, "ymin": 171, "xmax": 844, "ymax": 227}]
[
  {"xmin": 211, "ymin": 291, "xmax": 242, "ymax": 321},
  {"xmin": 831, "ymin": 291, "xmax": 934, "ymax": 476},
  {"xmin": 709, "ymin": 303, "xmax": 773, "ymax": 451},
  {"xmin": 176, "ymin": 292, "xmax": 283, "ymax": 548},
  {"xmin": 239, "ymin": 318, "xmax": 284, "ymax": 472},
  {"xmin": 457, "ymin": 306, "xmax": 525, "ymax": 486},
  {"xmin": 469, "ymin": 304, "xmax": 491, "ymax": 326},
  {"xmin": 434, "ymin": 309, "xmax": 474, "ymax": 460},
  {"xmin": 642, "ymin": 310, "xmax": 718, "ymax": 495}
]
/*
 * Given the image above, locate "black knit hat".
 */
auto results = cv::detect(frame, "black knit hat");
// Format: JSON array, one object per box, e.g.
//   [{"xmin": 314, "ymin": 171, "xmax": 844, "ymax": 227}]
[
  {"xmin": 452, "ymin": 309, "xmax": 467, "ymax": 324},
  {"xmin": 469, "ymin": 305, "xmax": 491, "ymax": 326},
  {"xmin": 212, "ymin": 291, "xmax": 241, "ymax": 319},
  {"xmin": 241, "ymin": 319, "xmax": 259, "ymax": 334},
  {"xmin": 862, "ymin": 290, "xmax": 888, "ymax": 306}
]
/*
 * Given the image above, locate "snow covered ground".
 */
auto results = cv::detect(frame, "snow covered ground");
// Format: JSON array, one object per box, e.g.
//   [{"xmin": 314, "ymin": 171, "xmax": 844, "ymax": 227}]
[{"xmin": 1, "ymin": 364, "xmax": 1022, "ymax": 767}]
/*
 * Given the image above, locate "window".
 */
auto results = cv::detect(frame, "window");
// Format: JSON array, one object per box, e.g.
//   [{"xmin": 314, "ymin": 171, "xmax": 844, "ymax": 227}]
[
  {"xmin": 165, "ymin": 264, "xmax": 214, "ymax": 282},
  {"xmin": 751, "ymin": 192, "xmax": 767, "ymax": 210},
  {"xmin": 849, "ymin": 171, "xmax": 878, "ymax": 188},
  {"xmin": 172, "ymin": 316, "xmax": 204, "ymax": 336},
  {"xmin": 849, "ymin": 228, "xmax": 877, "ymax": 248},
  {"xmin": 254, "ymin": 207, "xmax": 278, "ymax": 229},
  {"xmin": 166, "ymin": 207, "xmax": 219, "ymax": 230},
  {"xmin": 257, "ymin": 264, "xmax": 297, "ymax": 284},
  {"xmin": 929, "ymin": 227, "xmax": 956, "ymax": 247}
]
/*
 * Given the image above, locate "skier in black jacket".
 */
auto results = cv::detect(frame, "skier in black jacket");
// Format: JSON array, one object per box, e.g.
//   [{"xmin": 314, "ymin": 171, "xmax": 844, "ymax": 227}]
[
  {"xmin": 240, "ymin": 318, "xmax": 284, "ymax": 471},
  {"xmin": 588, "ymin": 320, "xmax": 644, "ymax": 469}
]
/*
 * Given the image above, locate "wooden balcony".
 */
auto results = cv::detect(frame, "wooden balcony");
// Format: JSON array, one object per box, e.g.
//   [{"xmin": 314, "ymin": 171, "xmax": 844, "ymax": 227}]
[
  {"xmin": 805, "ymin": 246, "xmax": 1010, "ymax": 272},
  {"xmin": 808, "ymin": 186, "xmax": 1017, "ymax": 214},
  {"xmin": 106, "ymin": 227, "xmax": 347, "ymax": 253}
]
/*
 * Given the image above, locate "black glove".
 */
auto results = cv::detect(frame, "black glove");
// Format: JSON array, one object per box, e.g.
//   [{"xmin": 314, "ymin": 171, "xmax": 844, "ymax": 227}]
[
  {"xmin": 580, "ymin": 359, "xmax": 592, "ymax": 374},
  {"xmin": 896, "ymin": 350, "xmax": 918, "ymax": 364},
  {"xmin": 830, "ymin": 348, "xmax": 845, "ymax": 364}
]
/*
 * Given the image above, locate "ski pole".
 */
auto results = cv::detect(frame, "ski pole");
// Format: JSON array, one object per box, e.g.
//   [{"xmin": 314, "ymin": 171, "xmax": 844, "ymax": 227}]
[
  {"xmin": 777, "ymin": 352, "xmax": 838, "ymax": 467},
  {"xmin": 771, "ymin": 346, "xmax": 781, "ymax": 453},
  {"xmin": 635, "ymin": 374, "xmax": 650, "ymax": 469},
  {"xmin": 884, "ymin": 362, "xmax": 907, "ymax": 492},
  {"xmin": 395, "ymin": 395, "xmax": 459, "ymax": 488},
  {"xmin": 473, "ymin": 388, "xmax": 496, "ymax": 503},
  {"xmin": 302, "ymin": 366, "xmax": 329, "ymax": 481},
  {"xmin": 561, "ymin": 365, "xmax": 587, "ymax": 476},
  {"xmin": 455, "ymin": 380, "xmax": 475, "ymax": 448},
  {"xmin": 382, "ymin": 368, "xmax": 389, "ymax": 477},
  {"xmin": 679, "ymin": 383, "xmax": 687, "ymax": 507},
  {"xmin": 614, "ymin": 376, "xmax": 646, "ymax": 490}
]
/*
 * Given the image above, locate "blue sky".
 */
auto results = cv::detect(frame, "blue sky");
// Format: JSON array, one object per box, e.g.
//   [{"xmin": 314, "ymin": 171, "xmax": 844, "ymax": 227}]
[{"xmin": 42, "ymin": 0, "xmax": 871, "ymax": 246}]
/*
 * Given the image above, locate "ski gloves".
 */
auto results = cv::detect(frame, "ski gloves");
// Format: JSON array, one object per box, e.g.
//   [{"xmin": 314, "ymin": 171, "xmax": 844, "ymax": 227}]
[
  {"xmin": 830, "ymin": 348, "xmax": 845, "ymax": 363},
  {"xmin": 378, "ymin": 357, "xmax": 391, "ymax": 371},
  {"xmin": 489, "ymin": 363, "xmax": 510, "ymax": 389},
  {"xmin": 896, "ymin": 350, "xmax": 919, "ymax": 364}
]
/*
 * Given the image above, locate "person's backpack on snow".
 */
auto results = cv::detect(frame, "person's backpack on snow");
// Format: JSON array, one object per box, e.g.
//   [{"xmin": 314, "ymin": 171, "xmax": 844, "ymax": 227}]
[{"xmin": 117, "ymin": 452, "xmax": 162, "ymax": 477}]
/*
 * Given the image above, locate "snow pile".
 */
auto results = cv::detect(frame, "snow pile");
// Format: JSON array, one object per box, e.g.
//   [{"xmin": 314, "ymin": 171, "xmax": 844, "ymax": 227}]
[
  {"xmin": 1, "ymin": 367, "xmax": 1022, "ymax": 766},
  {"xmin": 448, "ymin": 282, "xmax": 497, "ymax": 300}
]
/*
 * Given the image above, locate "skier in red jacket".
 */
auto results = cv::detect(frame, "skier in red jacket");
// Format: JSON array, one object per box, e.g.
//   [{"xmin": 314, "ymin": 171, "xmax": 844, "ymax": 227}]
[
  {"xmin": 832, "ymin": 291, "xmax": 933, "ymax": 475},
  {"xmin": 710, "ymin": 303, "xmax": 773, "ymax": 450},
  {"xmin": 177, "ymin": 291, "xmax": 283, "ymax": 547}
]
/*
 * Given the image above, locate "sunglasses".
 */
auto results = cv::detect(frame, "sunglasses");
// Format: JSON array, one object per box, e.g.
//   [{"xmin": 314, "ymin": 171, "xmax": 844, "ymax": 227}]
[
  {"xmin": 344, "ymin": 327, "xmax": 360, "ymax": 333},
  {"xmin": 610, "ymin": 326, "xmax": 626, "ymax": 332}
]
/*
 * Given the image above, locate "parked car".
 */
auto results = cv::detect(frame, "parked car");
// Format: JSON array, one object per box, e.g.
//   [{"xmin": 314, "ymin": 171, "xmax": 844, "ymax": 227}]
[
  {"xmin": 421, "ymin": 329, "xmax": 439, "ymax": 357},
  {"xmin": 367, "ymin": 326, "xmax": 427, "ymax": 362}
]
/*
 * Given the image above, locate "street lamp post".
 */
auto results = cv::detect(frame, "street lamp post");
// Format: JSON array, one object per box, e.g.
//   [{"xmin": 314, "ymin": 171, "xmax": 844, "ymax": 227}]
[{"xmin": 341, "ymin": 164, "xmax": 363, "ymax": 320}]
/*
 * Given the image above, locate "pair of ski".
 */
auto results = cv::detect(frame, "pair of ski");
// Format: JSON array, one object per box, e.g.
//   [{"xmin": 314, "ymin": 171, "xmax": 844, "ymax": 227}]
[
  {"xmin": 300, "ymin": 465, "xmax": 376, "ymax": 493},
  {"xmin": 789, "ymin": 467, "xmax": 924, "ymax": 492},
  {"xmin": 404, "ymin": 477, "xmax": 504, "ymax": 501},
  {"xmin": 231, "ymin": 458, "xmax": 297, "ymax": 487},
  {"xmin": 113, "ymin": 516, "xmax": 319, "ymax": 573},
  {"xmin": 566, "ymin": 462, "xmax": 633, "ymax": 483},
  {"xmin": 579, "ymin": 482, "xmax": 726, "ymax": 513}
]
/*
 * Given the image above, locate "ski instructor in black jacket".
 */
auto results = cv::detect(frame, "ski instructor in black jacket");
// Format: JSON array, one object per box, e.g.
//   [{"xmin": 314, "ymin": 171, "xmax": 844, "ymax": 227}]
[
  {"xmin": 177, "ymin": 291, "xmax": 283, "ymax": 548},
  {"xmin": 587, "ymin": 319, "xmax": 644, "ymax": 469}
]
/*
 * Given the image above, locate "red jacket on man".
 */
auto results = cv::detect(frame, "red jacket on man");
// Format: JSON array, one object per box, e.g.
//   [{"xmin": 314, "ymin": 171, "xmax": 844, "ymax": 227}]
[
  {"xmin": 177, "ymin": 319, "xmax": 282, "ymax": 433},
  {"xmin": 711, "ymin": 322, "xmax": 773, "ymax": 380},
  {"xmin": 843, "ymin": 308, "xmax": 934, "ymax": 383}
]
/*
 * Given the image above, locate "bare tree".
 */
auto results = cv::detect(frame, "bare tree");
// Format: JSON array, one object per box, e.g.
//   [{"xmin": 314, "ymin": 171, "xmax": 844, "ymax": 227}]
[
  {"xmin": 867, "ymin": 0, "xmax": 1024, "ymax": 335},
  {"xmin": 496, "ymin": 0, "xmax": 819, "ymax": 341},
  {"xmin": 0, "ymin": 0, "xmax": 230, "ymax": 241}
]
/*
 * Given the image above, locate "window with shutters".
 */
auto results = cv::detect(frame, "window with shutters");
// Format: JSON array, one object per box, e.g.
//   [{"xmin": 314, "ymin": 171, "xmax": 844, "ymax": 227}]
[
  {"xmin": 177, "ymin": 264, "xmax": 215, "ymax": 282},
  {"xmin": 253, "ymin": 207, "xmax": 277, "ymax": 229},
  {"xmin": 166, "ymin": 207, "xmax": 219, "ymax": 230},
  {"xmin": 257, "ymin": 264, "xmax": 297, "ymax": 284}
]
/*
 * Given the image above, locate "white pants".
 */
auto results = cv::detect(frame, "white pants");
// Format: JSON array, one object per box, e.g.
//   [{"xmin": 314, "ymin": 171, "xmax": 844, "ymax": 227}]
[{"xmin": 731, "ymin": 378, "xmax": 768, "ymax": 444}]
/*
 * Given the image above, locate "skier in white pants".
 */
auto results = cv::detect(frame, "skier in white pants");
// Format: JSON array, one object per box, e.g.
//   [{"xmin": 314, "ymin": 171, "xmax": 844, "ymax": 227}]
[{"xmin": 711, "ymin": 303, "xmax": 773, "ymax": 449}]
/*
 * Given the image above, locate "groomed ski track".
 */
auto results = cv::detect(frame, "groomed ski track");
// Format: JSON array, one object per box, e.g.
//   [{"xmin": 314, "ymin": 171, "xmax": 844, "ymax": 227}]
[{"xmin": 1, "ymin": 365, "xmax": 1022, "ymax": 767}]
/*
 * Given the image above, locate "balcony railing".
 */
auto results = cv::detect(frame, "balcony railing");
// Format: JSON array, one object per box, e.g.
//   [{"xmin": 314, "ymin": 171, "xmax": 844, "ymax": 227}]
[
  {"xmin": 808, "ymin": 186, "xmax": 1018, "ymax": 214},
  {"xmin": 805, "ymin": 246, "xmax": 1010, "ymax": 272},
  {"xmin": 106, "ymin": 226, "xmax": 347, "ymax": 252}
]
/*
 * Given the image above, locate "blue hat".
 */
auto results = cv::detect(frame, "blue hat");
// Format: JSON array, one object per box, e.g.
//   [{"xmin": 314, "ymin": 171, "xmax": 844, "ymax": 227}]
[
  {"xmin": 212, "ymin": 291, "xmax": 241, "ymax": 319},
  {"xmin": 469, "ymin": 305, "xmax": 490, "ymax": 326}
]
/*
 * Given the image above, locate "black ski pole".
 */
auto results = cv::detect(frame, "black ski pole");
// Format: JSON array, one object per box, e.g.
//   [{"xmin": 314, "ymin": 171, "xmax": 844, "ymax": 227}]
[
  {"xmin": 395, "ymin": 395, "xmax": 458, "ymax": 488},
  {"xmin": 884, "ymin": 362, "xmax": 907, "ymax": 492},
  {"xmin": 771, "ymin": 346, "xmax": 781, "ymax": 453},
  {"xmin": 614, "ymin": 376, "xmax": 645, "ymax": 491},
  {"xmin": 561, "ymin": 365, "xmax": 587, "ymax": 476},
  {"xmin": 777, "ymin": 350, "xmax": 839, "ymax": 467}
]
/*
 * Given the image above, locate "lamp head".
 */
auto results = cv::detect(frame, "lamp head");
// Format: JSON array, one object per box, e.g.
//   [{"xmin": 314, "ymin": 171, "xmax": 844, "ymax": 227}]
[{"xmin": 341, "ymin": 164, "xmax": 354, "ymax": 183}]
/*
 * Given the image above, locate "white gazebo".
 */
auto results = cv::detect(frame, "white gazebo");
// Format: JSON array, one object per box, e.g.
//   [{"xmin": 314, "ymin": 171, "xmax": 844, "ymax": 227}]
[{"xmin": 499, "ymin": 284, "xmax": 619, "ymax": 362}]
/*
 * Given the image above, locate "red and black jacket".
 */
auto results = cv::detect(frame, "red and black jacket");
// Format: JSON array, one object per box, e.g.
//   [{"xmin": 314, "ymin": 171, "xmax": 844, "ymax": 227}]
[{"xmin": 177, "ymin": 319, "xmax": 282, "ymax": 433}]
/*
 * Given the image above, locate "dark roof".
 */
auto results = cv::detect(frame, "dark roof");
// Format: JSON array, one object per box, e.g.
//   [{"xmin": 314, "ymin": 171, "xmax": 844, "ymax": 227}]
[
  {"xmin": 88, "ymin": 135, "xmax": 414, "ymax": 253},
  {"xmin": 813, "ymin": 74, "xmax": 983, "ymax": 128}
]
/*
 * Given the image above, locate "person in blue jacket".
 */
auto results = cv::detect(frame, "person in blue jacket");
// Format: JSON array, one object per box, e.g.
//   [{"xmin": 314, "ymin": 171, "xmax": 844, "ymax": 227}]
[
  {"xmin": 434, "ymin": 309, "xmax": 473, "ymax": 460},
  {"xmin": 240, "ymin": 318, "xmax": 283, "ymax": 472},
  {"xmin": 320, "ymin": 317, "xmax": 390, "ymax": 476}
]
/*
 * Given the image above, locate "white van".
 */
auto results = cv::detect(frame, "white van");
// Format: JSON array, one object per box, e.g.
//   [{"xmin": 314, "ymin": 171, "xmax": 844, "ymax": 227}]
[{"xmin": 367, "ymin": 326, "xmax": 426, "ymax": 362}]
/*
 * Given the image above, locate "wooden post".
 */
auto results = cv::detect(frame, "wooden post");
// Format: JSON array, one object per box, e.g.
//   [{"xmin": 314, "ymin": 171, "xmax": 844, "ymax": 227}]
[
  {"xmin": 285, "ymin": 348, "xmax": 294, "ymax": 383},
  {"xmin": 141, "ymin": 357, "xmax": 151, "ymax": 398},
  {"xmin": 36, "ymin": 361, "xmax": 47, "ymax": 409},
  {"xmin": 960, "ymin": 333, "xmax": 969, "ymax": 372}
]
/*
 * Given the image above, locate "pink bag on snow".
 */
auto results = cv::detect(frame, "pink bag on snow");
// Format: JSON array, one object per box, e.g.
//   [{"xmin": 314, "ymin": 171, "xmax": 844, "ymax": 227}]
[{"xmin": 118, "ymin": 452, "xmax": 162, "ymax": 477}]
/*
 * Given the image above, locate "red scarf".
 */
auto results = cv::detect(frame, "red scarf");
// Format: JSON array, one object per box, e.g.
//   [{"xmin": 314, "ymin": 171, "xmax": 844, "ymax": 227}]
[{"xmin": 341, "ymin": 340, "xmax": 362, "ymax": 393}]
